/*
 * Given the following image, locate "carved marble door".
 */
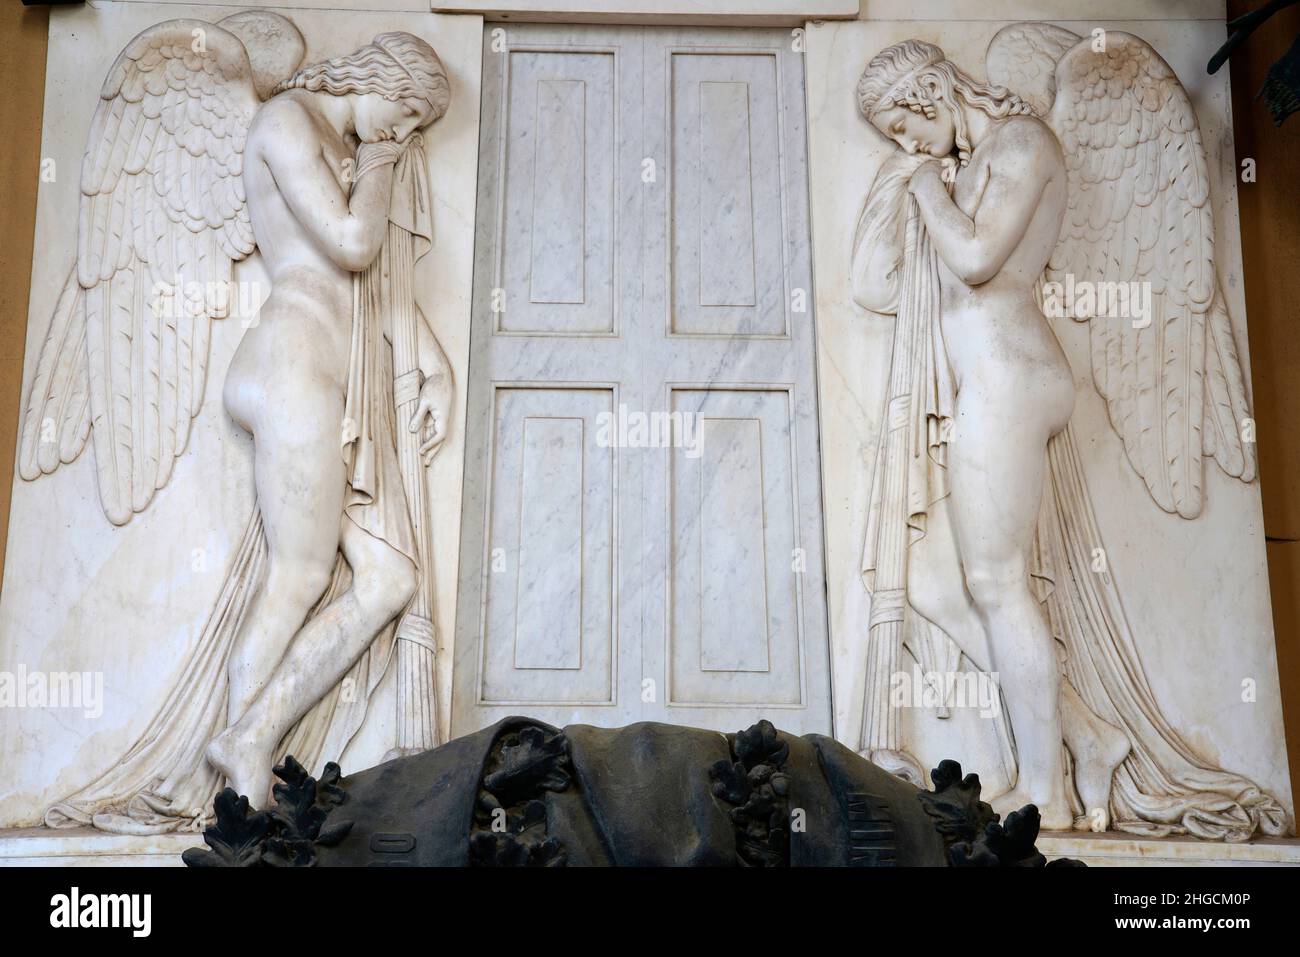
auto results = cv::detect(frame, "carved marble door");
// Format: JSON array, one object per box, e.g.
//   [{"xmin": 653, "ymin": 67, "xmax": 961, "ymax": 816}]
[{"xmin": 452, "ymin": 24, "xmax": 831, "ymax": 737}]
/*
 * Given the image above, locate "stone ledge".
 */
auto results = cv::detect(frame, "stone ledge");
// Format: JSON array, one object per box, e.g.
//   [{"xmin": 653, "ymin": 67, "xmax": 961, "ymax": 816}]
[
  {"xmin": 429, "ymin": 0, "xmax": 858, "ymax": 24},
  {"xmin": 1038, "ymin": 832, "xmax": 1300, "ymax": 867},
  {"xmin": 0, "ymin": 828, "xmax": 197, "ymax": 867},
  {"xmin": 5, "ymin": 827, "xmax": 1296, "ymax": 867},
  {"xmin": 857, "ymin": 0, "xmax": 1225, "ymax": 20}
]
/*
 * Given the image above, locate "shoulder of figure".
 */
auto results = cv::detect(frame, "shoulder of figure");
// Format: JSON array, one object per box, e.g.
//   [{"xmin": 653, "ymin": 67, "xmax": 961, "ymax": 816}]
[
  {"xmin": 990, "ymin": 115, "xmax": 1062, "ymax": 171},
  {"xmin": 249, "ymin": 93, "xmax": 318, "ymax": 156}
]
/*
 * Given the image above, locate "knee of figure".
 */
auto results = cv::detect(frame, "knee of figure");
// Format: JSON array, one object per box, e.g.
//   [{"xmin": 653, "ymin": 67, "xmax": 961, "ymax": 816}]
[
  {"xmin": 908, "ymin": 575, "xmax": 958, "ymax": 627},
  {"xmin": 266, "ymin": 557, "xmax": 335, "ymax": 613},
  {"xmin": 352, "ymin": 553, "xmax": 418, "ymax": 621},
  {"xmin": 964, "ymin": 556, "xmax": 1029, "ymax": 611}
]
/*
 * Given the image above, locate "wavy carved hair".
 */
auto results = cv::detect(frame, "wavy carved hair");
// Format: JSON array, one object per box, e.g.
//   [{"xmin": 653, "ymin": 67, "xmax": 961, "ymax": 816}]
[
  {"xmin": 856, "ymin": 39, "xmax": 1030, "ymax": 167},
  {"xmin": 273, "ymin": 31, "xmax": 450, "ymax": 124}
]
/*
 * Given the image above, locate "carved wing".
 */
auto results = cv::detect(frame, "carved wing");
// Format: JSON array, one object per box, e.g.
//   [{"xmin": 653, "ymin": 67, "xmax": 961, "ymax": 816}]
[
  {"xmin": 20, "ymin": 19, "xmax": 261, "ymax": 525},
  {"xmin": 1017, "ymin": 29, "xmax": 1254, "ymax": 519},
  {"xmin": 985, "ymin": 21, "xmax": 1080, "ymax": 116}
]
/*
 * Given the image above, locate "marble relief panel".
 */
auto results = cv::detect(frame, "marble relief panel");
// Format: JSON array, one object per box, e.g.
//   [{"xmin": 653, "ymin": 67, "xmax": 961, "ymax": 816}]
[
  {"xmin": 0, "ymin": 1, "xmax": 483, "ymax": 829},
  {"xmin": 805, "ymin": 15, "xmax": 1293, "ymax": 839}
]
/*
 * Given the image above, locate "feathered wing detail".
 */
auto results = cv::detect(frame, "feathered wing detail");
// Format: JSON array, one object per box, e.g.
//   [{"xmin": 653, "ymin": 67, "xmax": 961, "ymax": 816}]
[
  {"xmin": 20, "ymin": 19, "xmax": 263, "ymax": 524},
  {"xmin": 18, "ymin": 270, "xmax": 92, "ymax": 478},
  {"xmin": 985, "ymin": 22, "xmax": 1080, "ymax": 116},
  {"xmin": 1042, "ymin": 31, "xmax": 1255, "ymax": 519}
]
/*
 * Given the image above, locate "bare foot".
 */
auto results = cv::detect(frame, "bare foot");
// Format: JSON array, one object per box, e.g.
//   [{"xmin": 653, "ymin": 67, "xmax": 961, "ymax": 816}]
[
  {"xmin": 989, "ymin": 786, "xmax": 1030, "ymax": 819},
  {"xmin": 990, "ymin": 787, "xmax": 1073, "ymax": 831},
  {"xmin": 1071, "ymin": 721, "xmax": 1130, "ymax": 832},
  {"xmin": 206, "ymin": 724, "xmax": 275, "ymax": 808}
]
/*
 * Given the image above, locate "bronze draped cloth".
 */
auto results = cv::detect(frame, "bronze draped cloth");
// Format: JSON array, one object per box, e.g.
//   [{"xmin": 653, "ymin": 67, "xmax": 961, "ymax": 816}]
[
  {"xmin": 856, "ymin": 162, "xmax": 1285, "ymax": 842},
  {"xmin": 44, "ymin": 140, "xmax": 434, "ymax": 835}
]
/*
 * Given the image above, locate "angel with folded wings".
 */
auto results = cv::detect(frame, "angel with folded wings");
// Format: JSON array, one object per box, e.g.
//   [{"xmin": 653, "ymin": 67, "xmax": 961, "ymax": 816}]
[
  {"xmin": 23, "ymin": 12, "xmax": 456, "ymax": 830},
  {"xmin": 852, "ymin": 24, "xmax": 1284, "ymax": 839}
]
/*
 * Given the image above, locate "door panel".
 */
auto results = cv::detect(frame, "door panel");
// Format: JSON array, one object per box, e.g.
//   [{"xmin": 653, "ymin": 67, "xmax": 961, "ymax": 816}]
[
  {"xmin": 454, "ymin": 26, "xmax": 645, "ymax": 732},
  {"xmin": 669, "ymin": 52, "xmax": 786, "ymax": 335},
  {"xmin": 479, "ymin": 387, "xmax": 615, "ymax": 704},
  {"xmin": 499, "ymin": 50, "xmax": 617, "ymax": 333},
  {"xmin": 639, "ymin": 28, "xmax": 829, "ymax": 734},
  {"xmin": 454, "ymin": 25, "xmax": 830, "ymax": 738},
  {"xmin": 667, "ymin": 388, "xmax": 805, "ymax": 707}
]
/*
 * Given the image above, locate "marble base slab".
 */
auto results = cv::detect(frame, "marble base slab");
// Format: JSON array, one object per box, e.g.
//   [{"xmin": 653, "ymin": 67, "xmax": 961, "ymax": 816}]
[
  {"xmin": 1038, "ymin": 833, "xmax": 1300, "ymax": 867},
  {"xmin": 4, "ymin": 827, "xmax": 1295, "ymax": 867},
  {"xmin": 0, "ymin": 828, "xmax": 196, "ymax": 867},
  {"xmin": 429, "ymin": 0, "xmax": 857, "ymax": 23}
]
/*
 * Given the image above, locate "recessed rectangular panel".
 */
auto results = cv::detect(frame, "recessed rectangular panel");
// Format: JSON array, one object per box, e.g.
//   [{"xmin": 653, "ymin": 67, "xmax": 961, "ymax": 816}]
[
  {"xmin": 698, "ymin": 82, "xmax": 756, "ymax": 308},
  {"xmin": 670, "ymin": 53, "xmax": 785, "ymax": 336},
  {"xmin": 515, "ymin": 416, "xmax": 585, "ymax": 668},
  {"xmin": 500, "ymin": 51, "xmax": 615, "ymax": 334},
  {"xmin": 482, "ymin": 388, "xmax": 615, "ymax": 703},
  {"xmin": 529, "ymin": 81, "xmax": 587, "ymax": 305},
  {"xmin": 699, "ymin": 418, "xmax": 769, "ymax": 670},
  {"xmin": 668, "ymin": 389, "xmax": 802, "ymax": 705}
]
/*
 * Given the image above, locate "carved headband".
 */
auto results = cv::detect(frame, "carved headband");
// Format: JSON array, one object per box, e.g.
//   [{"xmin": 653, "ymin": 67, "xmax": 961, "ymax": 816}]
[
  {"xmin": 373, "ymin": 35, "xmax": 445, "ymax": 119},
  {"xmin": 866, "ymin": 63, "xmax": 940, "ymax": 119}
]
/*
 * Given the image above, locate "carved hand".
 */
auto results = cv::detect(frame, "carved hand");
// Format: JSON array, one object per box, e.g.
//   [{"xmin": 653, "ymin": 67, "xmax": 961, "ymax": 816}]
[
  {"xmin": 907, "ymin": 158, "xmax": 947, "ymax": 194},
  {"xmin": 409, "ymin": 372, "xmax": 452, "ymax": 466}
]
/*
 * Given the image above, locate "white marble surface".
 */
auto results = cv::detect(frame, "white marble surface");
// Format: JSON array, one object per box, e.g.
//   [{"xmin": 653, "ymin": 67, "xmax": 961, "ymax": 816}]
[
  {"xmin": 430, "ymin": 0, "xmax": 857, "ymax": 22},
  {"xmin": 0, "ymin": 828, "xmax": 194, "ymax": 867},
  {"xmin": 1, "ymin": 0, "xmax": 1294, "ymax": 861},
  {"xmin": 108, "ymin": 0, "xmax": 432, "ymax": 10},
  {"xmin": 805, "ymin": 16, "xmax": 1294, "ymax": 829},
  {"xmin": 858, "ymin": 0, "xmax": 1226, "ymax": 19},
  {"xmin": 0, "ymin": 2, "xmax": 482, "ymax": 827},
  {"xmin": 451, "ymin": 23, "xmax": 833, "ymax": 738},
  {"xmin": 103, "ymin": 0, "xmax": 1225, "ymax": 19},
  {"xmin": 104, "ymin": 0, "xmax": 858, "ymax": 20},
  {"xmin": 1038, "ymin": 833, "xmax": 1300, "ymax": 867}
]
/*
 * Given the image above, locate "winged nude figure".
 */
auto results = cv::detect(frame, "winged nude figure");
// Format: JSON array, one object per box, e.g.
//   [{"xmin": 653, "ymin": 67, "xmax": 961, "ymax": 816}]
[
  {"xmin": 21, "ymin": 12, "xmax": 456, "ymax": 831},
  {"xmin": 852, "ymin": 24, "xmax": 1286, "ymax": 840}
]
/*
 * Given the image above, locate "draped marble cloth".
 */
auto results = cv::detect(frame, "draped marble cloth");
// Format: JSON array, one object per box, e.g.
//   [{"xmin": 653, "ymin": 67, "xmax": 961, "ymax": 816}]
[
  {"xmin": 44, "ymin": 142, "xmax": 433, "ymax": 835},
  {"xmin": 857, "ymin": 175, "xmax": 1285, "ymax": 843}
]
